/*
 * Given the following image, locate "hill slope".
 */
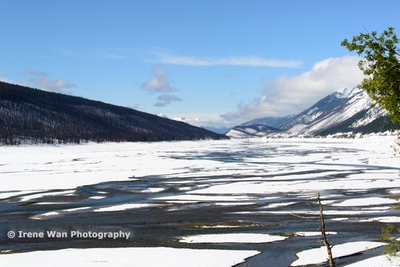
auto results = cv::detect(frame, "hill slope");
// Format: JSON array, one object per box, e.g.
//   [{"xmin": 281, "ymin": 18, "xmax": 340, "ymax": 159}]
[{"xmin": 0, "ymin": 81, "xmax": 227, "ymax": 144}]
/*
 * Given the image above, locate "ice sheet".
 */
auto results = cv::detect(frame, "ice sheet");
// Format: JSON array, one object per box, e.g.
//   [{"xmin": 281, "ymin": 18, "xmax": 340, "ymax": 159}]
[
  {"xmin": 333, "ymin": 197, "xmax": 398, "ymax": 207},
  {"xmin": 0, "ymin": 247, "xmax": 259, "ymax": 267},
  {"xmin": 291, "ymin": 241, "xmax": 386, "ymax": 266},
  {"xmin": 180, "ymin": 233, "xmax": 287, "ymax": 244},
  {"xmin": 93, "ymin": 203, "xmax": 157, "ymax": 212},
  {"xmin": 343, "ymin": 253, "xmax": 400, "ymax": 267},
  {"xmin": 1, "ymin": 136, "xmax": 400, "ymax": 266}
]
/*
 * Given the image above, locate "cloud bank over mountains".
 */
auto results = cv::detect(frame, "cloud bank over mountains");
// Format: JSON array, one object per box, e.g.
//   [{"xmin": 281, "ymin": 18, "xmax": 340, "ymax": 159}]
[
  {"xmin": 221, "ymin": 56, "xmax": 364, "ymax": 124},
  {"xmin": 143, "ymin": 54, "xmax": 365, "ymax": 129}
]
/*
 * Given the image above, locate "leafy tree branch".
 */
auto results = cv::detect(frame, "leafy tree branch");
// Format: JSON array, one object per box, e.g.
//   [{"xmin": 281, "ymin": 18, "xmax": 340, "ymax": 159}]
[{"xmin": 341, "ymin": 27, "xmax": 400, "ymax": 124}]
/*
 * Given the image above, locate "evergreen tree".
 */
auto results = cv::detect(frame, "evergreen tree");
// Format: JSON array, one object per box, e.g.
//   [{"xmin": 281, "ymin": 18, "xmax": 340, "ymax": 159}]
[
  {"xmin": 341, "ymin": 27, "xmax": 400, "ymax": 124},
  {"xmin": 343, "ymin": 27, "xmax": 400, "ymax": 260}
]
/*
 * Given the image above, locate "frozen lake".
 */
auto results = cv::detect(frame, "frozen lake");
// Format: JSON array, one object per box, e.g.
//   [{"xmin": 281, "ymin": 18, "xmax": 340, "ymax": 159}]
[{"xmin": 1, "ymin": 136, "xmax": 399, "ymax": 266}]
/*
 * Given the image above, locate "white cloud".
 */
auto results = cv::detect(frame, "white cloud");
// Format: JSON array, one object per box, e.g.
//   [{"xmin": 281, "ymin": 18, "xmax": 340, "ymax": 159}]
[
  {"xmin": 150, "ymin": 51, "xmax": 302, "ymax": 68},
  {"xmin": 221, "ymin": 56, "xmax": 364, "ymax": 124},
  {"xmin": 155, "ymin": 94, "xmax": 182, "ymax": 107},
  {"xmin": 141, "ymin": 66, "xmax": 182, "ymax": 107},
  {"xmin": 142, "ymin": 66, "xmax": 176, "ymax": 93},
  {"xmin": 0, "ymin": 76, "xmax": 15, "ymax": 84},
  {"xmin": 25, "ymin": 69, "xmax": 75, "ymax": 92}
]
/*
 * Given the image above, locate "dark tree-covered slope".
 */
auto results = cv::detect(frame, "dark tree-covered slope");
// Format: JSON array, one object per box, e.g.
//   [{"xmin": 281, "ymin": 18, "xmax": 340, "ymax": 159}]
[{"xmin": 0, "ymin": 81, "xmax": 227, "ymax": 144}]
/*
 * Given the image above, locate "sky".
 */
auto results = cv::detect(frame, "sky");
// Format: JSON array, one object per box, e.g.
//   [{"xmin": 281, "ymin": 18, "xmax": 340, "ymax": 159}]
[{"xmin": 1, "ymin": 0, "xmax": 399, "ymax": 129}]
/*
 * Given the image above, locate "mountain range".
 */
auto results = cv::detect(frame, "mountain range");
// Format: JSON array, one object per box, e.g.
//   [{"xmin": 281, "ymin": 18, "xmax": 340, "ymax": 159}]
[
  {"xmin": 227, "ymin": 87, "xmax": 399, "ymax": 138},
  {"xmin": 1, "ymin": 81, "xmax": 398, "ymax": 144},
  {"xmin": 0, "ymin": 81, "xmax": 226, "ymax": 144}
]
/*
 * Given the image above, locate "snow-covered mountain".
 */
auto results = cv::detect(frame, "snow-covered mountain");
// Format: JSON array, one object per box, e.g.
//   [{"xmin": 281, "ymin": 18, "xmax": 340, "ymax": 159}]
[
  {"xmin": 226, "ymin": 124, "xmax": 282, "ymax": 138},
  {"xmin": 239, "ymin": 115, "xmax": 295, "ymax": 129},
  {"xmin": 281, "ymin": 87, "xmax": 376, "ymax": 135},
  {"xmin": 227, "ymin": 87, "xmax": 397, "ymax": 138}
]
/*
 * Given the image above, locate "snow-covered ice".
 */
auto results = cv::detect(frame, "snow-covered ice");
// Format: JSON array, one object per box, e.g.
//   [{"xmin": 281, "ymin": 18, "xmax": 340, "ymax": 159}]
[
  {"xmin": 180, "ymin": 233, "xmax": 287, "ymax": 244},
  {"xmin": 93, "ymin": 203, "xmax": 157, "ymax": 212},
  {"xmin": 0, "ymin": 136, "xmax": 399, "ymax": 266},
  {"xmin": 291, "ymin": 241, "xmax": 386, "ymax": 266},
  {"xmin": 343, "ymin": 253, "xmax": 400, "ymax": 267},
  {"xmin": 293, "ymin": 231, "xmax": 338, "ymax": 237},
  {"xmin": 333, "ymin": 197, "xmax": 398, "ymax": 207},
  {"xmin": 0, "ymin": 247, "xmax": 259, "ymax": 267}
]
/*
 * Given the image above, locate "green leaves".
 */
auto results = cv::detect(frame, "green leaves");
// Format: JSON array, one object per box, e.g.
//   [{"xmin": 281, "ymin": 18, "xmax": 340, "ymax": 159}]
[
  {"xmin": 380, "ymin": 223, "xmax": 400, "ymax": 257},
  {"xmin": 341, "ymin": 27, "xmax": 400, "ymax": 124}
]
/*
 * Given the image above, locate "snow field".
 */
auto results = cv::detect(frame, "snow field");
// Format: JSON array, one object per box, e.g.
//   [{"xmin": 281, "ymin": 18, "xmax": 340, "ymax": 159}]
[
  {"xmin": 0, "ymin": 247, "xmax": 259, "ymax": 267},
  {"xmin": 1, "ymin": 136, "xmax": 399, "ymax": 266}
]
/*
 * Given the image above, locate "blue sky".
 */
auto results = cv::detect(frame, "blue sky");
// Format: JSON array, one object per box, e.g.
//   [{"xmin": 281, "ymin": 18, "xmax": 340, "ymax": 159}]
[{"xmin": 1, "ymin": 1, "xmax": 399, "ymax": 128}]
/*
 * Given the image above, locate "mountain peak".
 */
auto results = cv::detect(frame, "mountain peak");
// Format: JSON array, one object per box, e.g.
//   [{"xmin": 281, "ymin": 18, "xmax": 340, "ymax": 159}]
[
  {"xmin": 227, "ymin": 87, "xmax": 399, "ymax": 138},
  {"xmin": 334, "ymin": 87, "xmax": 362, "ymax": 99}
]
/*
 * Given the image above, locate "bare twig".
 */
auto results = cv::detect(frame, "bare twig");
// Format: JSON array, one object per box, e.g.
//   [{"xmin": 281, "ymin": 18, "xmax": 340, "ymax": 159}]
[{"xmin": 318, "ymin": 193, "xmax": 336, "ymax": 267}]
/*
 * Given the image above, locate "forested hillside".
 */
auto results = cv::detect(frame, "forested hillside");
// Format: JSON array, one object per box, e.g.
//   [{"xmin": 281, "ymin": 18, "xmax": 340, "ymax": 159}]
[{"xmin": 0, "ymin": 82, "xmax": 226, "ymax": 144}]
